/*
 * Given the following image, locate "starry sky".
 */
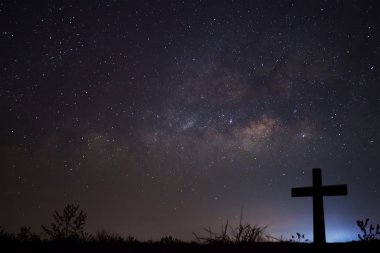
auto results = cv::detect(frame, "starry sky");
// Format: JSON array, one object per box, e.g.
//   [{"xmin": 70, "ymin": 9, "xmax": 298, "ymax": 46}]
[{"xmin": 1, "ymin": 0, "xmax": 379, "ymax": 242}]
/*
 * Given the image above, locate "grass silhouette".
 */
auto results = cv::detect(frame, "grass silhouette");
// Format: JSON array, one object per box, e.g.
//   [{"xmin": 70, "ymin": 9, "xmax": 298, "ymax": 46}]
[
  {"xmin": 1, "ymin": 204, "xmax": 380, "ymax": 252},
  {"xmin": 193, "ymin": 209, "xmax": 270, "ymax": 244}
]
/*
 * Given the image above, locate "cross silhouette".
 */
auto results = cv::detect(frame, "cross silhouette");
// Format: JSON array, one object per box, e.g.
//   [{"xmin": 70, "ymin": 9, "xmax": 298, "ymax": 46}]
[{"xmin": 291, "ymin": 168, "xmax": 347, "ymax": 244}]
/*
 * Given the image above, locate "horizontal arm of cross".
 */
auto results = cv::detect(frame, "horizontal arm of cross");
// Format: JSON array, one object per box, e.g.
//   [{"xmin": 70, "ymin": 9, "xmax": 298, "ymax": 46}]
[{"xmin": 292, "ymin": 184, "xmax": 347, "ymax": 197}]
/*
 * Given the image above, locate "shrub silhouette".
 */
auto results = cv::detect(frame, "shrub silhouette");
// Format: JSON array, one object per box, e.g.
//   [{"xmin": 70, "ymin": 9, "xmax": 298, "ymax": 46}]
[
  {"xmin": 194, "ymin": 220, "xmax": 268, "ymax": 244},
  {"xmin": 357, "ymin": 218, "xmax": 380, "ymax": 241},
  {"xmin": 17, "ymin": 226, "xmax": 40, "ymax": 242},
  {"xmin": 289, "ymin": 232, "xmax": 310, "ymax": 243},
  {"xmin": 160, "ymin": 236, "xmax": 183, "ymax": 244},
  {"xmin": 193, "ymin": 210, "xmax": 268, "ymax": 244},
  {"xmin": 93, "ymin": 229, "xmax": 138, "ymax": 243},
  {"xmin": 94, "ymin": 229, "xmax": 123, "ymax": 243},
  {"xmin": 0, "ymin": 226, "xmax": 6, "ymax": 238},
  {"xmin": 0, "ymin": 226, "xmax": 15, "ymax": 242},
  {"xmin": 41, "ymin": 204, "xmax": 87, "ymax": 241}
]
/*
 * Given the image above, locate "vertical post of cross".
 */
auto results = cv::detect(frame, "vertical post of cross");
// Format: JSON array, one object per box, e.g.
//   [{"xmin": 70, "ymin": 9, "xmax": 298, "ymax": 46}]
[
  {"xmin": 312, "ymin": 168, "xmax": 326, "ymax": 244},
  {"xmin": 291, "ymin": 168, "xmax": 347, "ymax": 244}
]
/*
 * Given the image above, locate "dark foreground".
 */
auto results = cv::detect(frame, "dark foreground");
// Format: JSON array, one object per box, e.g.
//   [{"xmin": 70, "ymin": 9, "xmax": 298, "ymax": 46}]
[{"xmin": 1, "ymin": 241, "xmax": 380, "ymax": 253}]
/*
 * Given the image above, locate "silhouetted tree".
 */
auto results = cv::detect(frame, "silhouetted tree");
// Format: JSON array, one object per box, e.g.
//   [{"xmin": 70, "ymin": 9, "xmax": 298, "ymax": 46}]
[{"xmin": 42, "ymin": 204, "xmax": 87, "ymax": 241}]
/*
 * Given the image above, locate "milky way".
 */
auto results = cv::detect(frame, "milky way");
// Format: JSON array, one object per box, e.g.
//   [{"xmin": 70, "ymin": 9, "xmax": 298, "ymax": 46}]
[{"xmin": 1, "ymin": 0, "xmax": 379, "ymax": 242}]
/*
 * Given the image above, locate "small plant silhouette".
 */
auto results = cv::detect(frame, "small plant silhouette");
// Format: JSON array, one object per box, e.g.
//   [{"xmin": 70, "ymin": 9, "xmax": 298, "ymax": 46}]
[
  {"xmin": 160, "ymin": 236, "xmax": 183, "ymax": 244},
  {"xmin": 289, "ymin": 232, "xmax": 310, "ymax": 243},
  {"xmin": 356, "ymin": 218, "xmax": 380, "ymax": 241},
  {"xmin": 41, "ymin": 204, "xmax": 87, "ymax": 241}
]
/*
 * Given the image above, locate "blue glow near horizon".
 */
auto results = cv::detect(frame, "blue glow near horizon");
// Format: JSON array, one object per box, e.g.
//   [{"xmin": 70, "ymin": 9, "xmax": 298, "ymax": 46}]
[
  {"xmin": 326, "ymin": 228, "xmax": 357, "ymax": 242},
  {"xmin": 270, "ymin": 221, "xmax": 358, "ymax": 243},
  {"xmin": 273, "ymin": 228, "xmax": 357, "ymax": 243}
]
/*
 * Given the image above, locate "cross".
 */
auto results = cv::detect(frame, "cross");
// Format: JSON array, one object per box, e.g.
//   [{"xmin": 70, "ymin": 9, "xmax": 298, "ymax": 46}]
[{"xmin": 291, "ymin": 168, "xmax": 347, "ymax": 244}]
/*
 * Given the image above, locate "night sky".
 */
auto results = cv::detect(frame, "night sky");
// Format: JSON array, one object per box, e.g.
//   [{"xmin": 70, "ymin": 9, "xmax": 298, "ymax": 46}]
[{"xmin": 1, "ymin": 0, "xmax": 379, "ymax": 242}]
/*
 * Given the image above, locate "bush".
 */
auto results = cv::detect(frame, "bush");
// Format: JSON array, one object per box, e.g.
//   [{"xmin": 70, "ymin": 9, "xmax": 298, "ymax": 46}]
[
  {"xmin": 289, "ymin": 232, "xmax": 310, "ymax": 243},
  {"xmin": 0, "ymin": 226, "xmax": 15, "ymax": 242},
  {"xmin": 357, "ymin": 218, "xmax": 380, "ymax": 241},
  {"xmin": 17, "ymin": 226, "xmax": 40, "ymax": 242},
  {"xmin": 160, "ymin": 236, "xmax": 183, "ymax": 244}
]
